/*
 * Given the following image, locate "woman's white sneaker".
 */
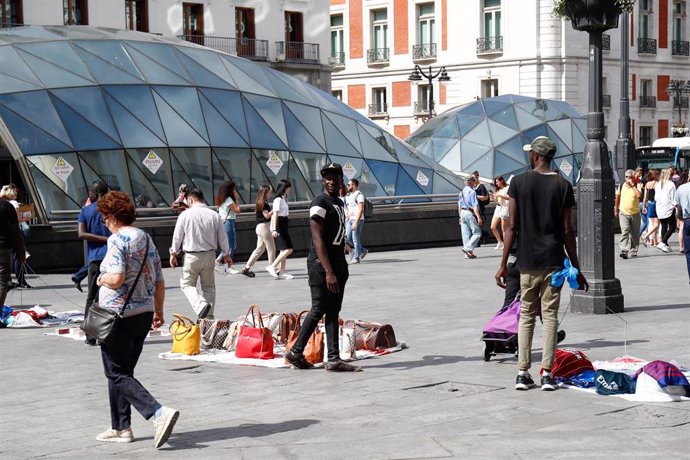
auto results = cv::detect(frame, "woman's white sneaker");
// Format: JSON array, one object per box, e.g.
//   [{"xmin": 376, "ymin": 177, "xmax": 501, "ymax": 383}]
[{"xmin": 96, "ymin": 427, "xmax": 134, "ymax": 443}]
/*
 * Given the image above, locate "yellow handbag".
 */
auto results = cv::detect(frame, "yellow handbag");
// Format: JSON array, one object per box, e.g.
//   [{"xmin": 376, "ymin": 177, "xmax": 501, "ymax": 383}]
[{"xmin": 170, "ymin": 314, "xmax": 201, "ymax": 355}]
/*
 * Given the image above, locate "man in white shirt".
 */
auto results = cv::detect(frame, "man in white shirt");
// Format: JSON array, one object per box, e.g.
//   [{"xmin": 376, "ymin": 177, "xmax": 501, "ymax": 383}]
[
  {"xmin": 169, "ymin": 189, "xmax": 231, "ymax": 319},
  {"xmin": 345, "ymin": 178, "xmax": 368, "ymax": 264}
]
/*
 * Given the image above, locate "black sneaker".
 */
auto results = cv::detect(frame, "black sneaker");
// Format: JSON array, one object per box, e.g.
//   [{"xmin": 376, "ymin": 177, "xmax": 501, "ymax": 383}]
[
  {"xmin": 71, "ymin": 277, "xmax": 83, "ymax": 292},
  {"xmin": 84, "ymin": 338, "xmax": 98, "ymax": 347},
  {"xmin": 619, "ymin": 251, "xmax": 628, "ymax": 259},
  {"xmin": 541, "ymin": 373, "xmax": 558, "ymax": 391},
  {"xmin": 284, "ymin": 350, "xmax": 314, "ymax": 369},
  {"xmin": 198, "ymin": 303, "xmax": 212, "ymax": 320},
  {"xmin": 241, "ymin": 268, "xmax": 256, "ymax": 278},
  {"xmin": 515, "ymin": 372, "xmax": 535, "ymax": 390},
  {"xmin": 556, "ymin": 330, "xmax": 566, "ymax": 344},
  {"xmin": 324, "ymin": 360, "xmax": 362, "ymax": 372}
]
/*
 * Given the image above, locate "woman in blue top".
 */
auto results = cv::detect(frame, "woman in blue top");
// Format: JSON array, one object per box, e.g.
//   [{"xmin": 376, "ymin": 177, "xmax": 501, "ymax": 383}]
[
  {"xmin": 95, "ymin": 191, "xmax": 178, "ymax": 448},
  {"xmin": 215, "ymin": 180, "xmax": 241, "ymax": 274}
]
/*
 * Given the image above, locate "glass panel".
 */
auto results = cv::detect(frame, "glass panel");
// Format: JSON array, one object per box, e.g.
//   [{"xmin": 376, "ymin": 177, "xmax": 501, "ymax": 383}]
[
  {"xmin": 463, "ymin": 150, "xmax": 494, "ymax": 179},
  {"xmin": 176, "ymin": 47, "xmax": 239, "ymax": 88},
  {"xmin": 356, "ymin": 125, "xmax": 397, "ymax": 162},
  {"xmin": 323, "ymin": 111, "xmax": 362, "ymax": 152},
  {"xmin": 373, "ymin": 9, "xmax": 387, "ymax": 21},
  {"xmin": 266, "ymin": 68, "xmax": 319, "ymax": 106},
  {"xmin": 174, "ymin": 49, "xmax": 236, "ymax": 90},
  {"xmin": 72, "ymin": 41, "xmax": 143, "ymax": 80},
  {"xmin": 170, "ymin": 148, "xmax": 212, "ymax": 201},
  {"xmin": 496, "ymin": 12, "xmax": 501, "ymax": 36},
  {"xmin": 484, "ymin": 0, "xmax": 501, "ymax": 7},
  {"xmin": 285, "ymin": 154, "xmax": 315, "ymax": 202},
  {"xmin": 401, "ymin": 164, "xmax": 433, "ymax": 195},
  {"xmin": 199, "ymin": 95, "xmax": 249, "ymax": 148},
  {"xmin": 463, "ymin": 120, "xmax": 492, "ymax": 147},
  {"xmin": 169, "ymin": 150, "xmax": 196, "ymax": 202},
  {"xmin": 243, "ymin": 94, "xmax": 287, "ymax": 146},
  {"xmin": 52, "ymin": 96, "xmax": 121, "ymax": 151},
  {"xmin": 513, "ymin": 105, "xmax": 543, "ymax": 131},
  {"xmin": 126, "ymin": 148, "xmax": 173, "ymax": 207},
  {"xmin": 15, "ymin": 42, "xmax": 95, "ymax": 81},
  {"xmin": 79, "ymin": 149, "xmax": 132, "ymax": 194},
  {"xmin": 14, "ymin": 49, "xmax": 94, "ymax": 87},
  {"xmin": 430, "ymin": 138, "xmax": 458, "ymax": 162},
  {"xmin": 223, "ymin": 53, "xmax": 280, "ymax": 90},
  {"xmin": 460, "ymin": 139, "xmax": 491, "ymax": 170},
  {"xmin": 331, "ymin": 15, "xmax": 343, "ymax": 27},
  {"xmin": 242, "ymin": 97, "xmax": 287, "ymax": 150},
  {"xmin": 457, "ymin": 115, "xmax": 483, "ymax": 137},
  {"xmin": 419, "ymin": 3, "xmax": 434, "ymax": 15},
  {"xmin": 51, "ymin": 87, "xmax": 122, "ymax": 145},
  {"xmin": 487, "ymin": 119, "xmax": 515, "ymax": 145},
  {"xmin": 0, "ymin": 46, "xmax": 44, "ymax": 86},
  {"xmin": 365, "ymin": 159, "xmax": 398, "ymax": 196},
  {"xmin": 282, "ymin": 104, "xmax": 324, "ymax": 153},
  {"xmin": 152, "ymin": 86, "xmax": 208, "ymax": 142},
  {"xmin": 253, "ymin": 148, "xmax": 289, "ymax": 183},
  {"xmin": 547, "ymin": 118, "xmax": 574, "ymax": 148},
  {"xmin": 494, "ymin": 136, "xmax": 528, "ymax": 164},
  {"xmin": 291, "ymin": 151, "xmax": 327, "ymax": 197},
  {"xmin": 27, "ymin": 158, "xmax": 81, "ymax": 214},
  {"xmin": 152, "ymin": 91, "xmax": 209, "ymax": 147},
  {"xmin": 125, "ymin": 41, "xmax": 192, "ymax": 82},
  {"xmin": 484, "ymin": 13, "xmax": 492, "ymax": 38},
  {"xmin": 104, "ymin": 92, "xmax": 168, "ymax": 148},
  {"xmin": 216, "ymin": 56, "xmax": 274, "ymax": 98},
  {"xmin": 0, "ymin": 74, "xmax": 42, "ymax": 94},
  {"xmin": 103, "ymin": 85, "xmax": 166, "ymax": 141},
  {"xmin": 0, "ymin": 91, "xmax": 73, "ymax": 148},
  {"xmin": 494, "ymin": 151, "xmax": 527, "ymax": 178},
  {"xmin": 199, "ymin": 88, "xmax": 249, "ymax": 144},
  {"xmin": 72, "ymin": 46, "xmax": 144, "ymax": 84},
  {"xmin": 124, "ymin": 44, "xmax": 193, "ymax": 86},
  {"xmin": 283, "ymin": 101, "xmax": 325, "ymax": 149},
  {"xmin": 262, "ymin": 69, "xmax": 314, "ymax": 105},
  {"xmin": 322, "ymin": 113, "xmax": 362, "ymax": 157},
  {"xmin": 391, "ymin": 137, "xmax": 433, "ymax": 168},
  {"xmin": 26, "ymin": 153, "xmax": 85, "ymax": 205},
  {"xmin": 459, "ymin": 102, "xmax": 486, "ymax": 117},
  {"xmin": 432, "ymin": 171, "xmax": 462, "ymax": 196},
  {"xmin": 438, "ymin": 140, "xmax": 461, "ymax": 171},
  {"xmin": 214, "ymin": 148, "xmax": 253, "ymax": 202},
  {"xmin": 394, "ymin": 167, "xmax": 427, "ymax": 201}
]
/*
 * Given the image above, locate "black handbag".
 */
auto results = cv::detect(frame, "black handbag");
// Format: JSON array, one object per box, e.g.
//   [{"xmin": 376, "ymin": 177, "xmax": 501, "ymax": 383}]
[{"xmin": 81, "ymin": 237, "xmax": 150, "ymax": 344}]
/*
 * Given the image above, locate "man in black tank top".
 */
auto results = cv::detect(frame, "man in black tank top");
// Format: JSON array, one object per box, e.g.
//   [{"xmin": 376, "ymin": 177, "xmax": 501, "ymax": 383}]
[{"xmin": 284, "ymin": 162, "xmax": 362, "ymax": 372}]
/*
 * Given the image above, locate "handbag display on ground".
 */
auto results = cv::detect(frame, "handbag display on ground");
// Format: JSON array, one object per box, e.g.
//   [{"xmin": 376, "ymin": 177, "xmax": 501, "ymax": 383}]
[
  {"xmin": 344, "ymin": 320, "xmax": 397, "ymax": 351},
  {"xmin": 199, "ymin": 318, "xmax": 232, "ymax": 350},
  {"xmin": 235, "ymin": 305, "xmax": 275, "ymax": 359},
  {"xmin": 81, "ymin": 237, "xmax": 149, "ymax": 345},
  {"xmin": 170, "ymin": 314, "xmax": 201, "ymax": 355},
  {"xmin": 285, "ymin": 310, "xmax": 324, "ymax": 364}
]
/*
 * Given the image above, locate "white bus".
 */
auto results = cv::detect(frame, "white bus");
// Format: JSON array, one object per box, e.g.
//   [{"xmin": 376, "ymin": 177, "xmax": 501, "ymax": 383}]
[{"xmin": 636, "ymin": 137, "xmax": 690, "ymax": 171}]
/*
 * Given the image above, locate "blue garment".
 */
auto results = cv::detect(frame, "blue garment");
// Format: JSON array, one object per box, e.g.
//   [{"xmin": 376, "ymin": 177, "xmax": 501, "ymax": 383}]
[
  {"xmin": 346, "ymin": 218, "xmax": 365, "ymax": 261},
  {"xmin": 550, "ymin": 258, "xmax": 580, "ymax": 289},
  {"xmin": 223, "ymin": 219, "xmax": 236, "ymax": 258},
  {"xmin": 77, "ymin": 202, "xmax": 111, "ymax": 262},
  {"xmin": 639, "ymin": 201, "xmax": 649, "ymax": 236},
  {"xmin": 458, "ymin": 186, "xmax": 478, "ymax": 209},
  {"xmin": 460, "ymin": 209, "xmax": 481, "ymax": 251}
]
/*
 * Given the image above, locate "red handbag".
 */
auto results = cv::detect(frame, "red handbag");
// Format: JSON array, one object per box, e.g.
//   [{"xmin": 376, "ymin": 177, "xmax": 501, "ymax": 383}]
[{"xmin": 235, "ymin": 305, "xmax": 275, "ymax": 359}]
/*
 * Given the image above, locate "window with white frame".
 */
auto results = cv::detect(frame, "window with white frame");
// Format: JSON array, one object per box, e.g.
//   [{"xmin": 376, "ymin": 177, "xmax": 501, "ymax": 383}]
[
  {"xmin": 417, "ymin": 3, "xmax": 435, "ymax": 45},
  {"xmin": 672, "ymin": 1, "xmax": 687, "ymax": 55},
  {"xmin": 331, "ymin": 90, "xmax": 343, "ymax": 101},
  {"xmin": 481, "ymin": 79, "xmax": 499, "ymax": 98},
  {"xmin": 639, "ymin": 126, "xmax": 653, "ymax": 146},
  {"xmin": 640, "ymin": 79, "xmax": 655, "ymax": 107},
  {"xmin": 483, "ymin": 0, "xmax": 501, "ymax": 39},
  {"xmin": 330, "ymin": 14, "xmax": 345, "ymax": 65},
  {"xmin": 639, "ymin": 0, "xmax": 652, "ymax": 39},
  {"xmin": 416, "ymin": 84, "xmax": 430, "ymax": 113},
  {"xmin": 372, "ymin": 9, "xmax": 388, "ymax": 50},
  {"xmin": 370, "ymin": 87, "xmax": 388, "ymax": 116}
]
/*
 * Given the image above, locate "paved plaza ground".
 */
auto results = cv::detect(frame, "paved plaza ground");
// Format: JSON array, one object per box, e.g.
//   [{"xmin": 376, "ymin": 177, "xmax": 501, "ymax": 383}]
[{"xmin": 1, "ymin": 241, "xmax": 689, "ymax": 459}]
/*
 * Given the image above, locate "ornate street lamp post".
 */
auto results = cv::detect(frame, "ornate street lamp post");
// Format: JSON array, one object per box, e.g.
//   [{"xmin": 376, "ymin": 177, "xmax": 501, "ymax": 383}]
[
  {"xmin": 565, "ymin": 0, "xmax": 624, "ymax": 314},
  {"xmin": 666, "ymin": 80, "xmax": 690, "ymax": 136},
  {"xmin": 408, "ymin": 65, "xmax": 450, "ymax": 120},
  {"xmin": 614, "ymin": 12, "xmax": 636, "ymax": 180}
]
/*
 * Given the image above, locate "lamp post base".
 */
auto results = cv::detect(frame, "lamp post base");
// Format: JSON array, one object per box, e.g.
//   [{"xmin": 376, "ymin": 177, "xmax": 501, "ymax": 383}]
[{"xmin": 570, "ymin": 278, "xmax": 624, "ymax": 314}]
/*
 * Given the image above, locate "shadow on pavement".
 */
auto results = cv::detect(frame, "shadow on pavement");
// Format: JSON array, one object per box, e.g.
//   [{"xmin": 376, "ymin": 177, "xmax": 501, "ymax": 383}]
[
  {"xmin": 559, "ymin": 338, "xmax": 649, "ymax": 350},
  {"xmin": 625, "ymin": 303, "xmax": 690, "ymax": 312},
  {"xmin": 358, "ymin": 259, "xmax": 417, "ymax": 264},
  {"xmin": 166, "ymin": 419, "xmax": 320, "ymax": 449},
  {"xmin": 363, "ymin": 354, "xmax": 482, "ymax": 370}
]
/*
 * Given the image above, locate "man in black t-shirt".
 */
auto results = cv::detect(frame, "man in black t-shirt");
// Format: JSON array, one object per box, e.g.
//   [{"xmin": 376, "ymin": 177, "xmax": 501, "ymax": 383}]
[
  {"xmin": 495, "ymin": 136, "xmax": 588, "ymax": 392},
  {"xmin": 0, "ymin": 198, "xmax": 23, "ymax": 308},
  {"xmin": 284, "ymin": 162, "xmax": 362, "ymax": 372}
]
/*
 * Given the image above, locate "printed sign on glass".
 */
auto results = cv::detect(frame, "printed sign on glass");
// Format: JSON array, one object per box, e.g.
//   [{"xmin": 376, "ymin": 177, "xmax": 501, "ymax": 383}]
[
  {"xmin": 266, "ymin": 152, "xmax": 284, "ymax": 175},
  {"xmin": 342, "ymin": 161, "xmax": 357, "ymax": 179},
  {"xmin": 51, "ymin": 156, "xmax": 74, "ymax": 182},
  {"xmin": 142, "ymin": 150, "xmax": 163, "ymax": 175},
  {"xmin": 559, "ymin": 159, "xmax": 573, "ymax": 177},
  {"xmin": 416, "ymin": 170, "xmax": 429, "ymax": 187}
]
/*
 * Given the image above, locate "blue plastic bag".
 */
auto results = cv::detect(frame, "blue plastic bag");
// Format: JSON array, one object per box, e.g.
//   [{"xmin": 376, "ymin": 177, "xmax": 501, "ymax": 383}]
[{"xmin": 551, "ymin": 258, "xmax": 580, "ymax": 289}]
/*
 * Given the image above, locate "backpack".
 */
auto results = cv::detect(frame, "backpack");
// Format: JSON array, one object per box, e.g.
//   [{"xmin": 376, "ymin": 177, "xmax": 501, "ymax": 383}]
[{"xmin": 356, "ymin": 191, "xmax": 374, "ymax": 218}]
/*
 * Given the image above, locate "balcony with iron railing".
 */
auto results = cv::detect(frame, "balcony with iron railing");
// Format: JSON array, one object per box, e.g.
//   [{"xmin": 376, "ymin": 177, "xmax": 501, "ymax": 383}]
[
  {"xmin": 639, "ymin": 95, "xmax": 657, "ymax": 108},
  {"xmin": 367, "ymin": 48, "xmax": 390, "ymax": 65},
  {"xmin": 329, "ymin": 51, "xmax": 345, "ymax": 68},
  {"xmin": 638, "ymin": 37, "xmax": 657, "ymax": 54},
  {"xmin": 476, "ymin": 36, "xmax": 503, "ymax": 55},
  {"xmin": 602, "ymin": 94, "xmax": 611, "ymax": 108},
  {"xmin": 178, "ymin": 35, "xmax": 269, "ymax": 60},
  {"xmin": 275, "ymin": 41, "xmax": 320, "ymax": 63},
  {"xmin": 414, "ymin": 101, "xmax": 433, "ymax": 115},
  {"xmin": 603, "ymin": 34, "xmax": 611, "ymax": 51},
  {"xmin": 672, "ymin": 40, "xmax": 690, "ymax": 56},
  {"xmin": 368, "ymin": 103, "xmax": 388, "ymax": 118},
  {"xmin": 412, "ymin": 43, "xmax": 437, "ymax": 61},
  {"xmin": 673, "ymin": 96, "xmax": 690, "ymax": 108}
]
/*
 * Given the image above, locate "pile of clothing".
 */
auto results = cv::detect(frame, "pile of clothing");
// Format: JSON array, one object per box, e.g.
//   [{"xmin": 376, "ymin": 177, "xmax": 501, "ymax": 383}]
[
  {"xmin": 552, "ymin": 348, "xmax": 690, "ymax": 402},
  {"xmin": 1, "ymin": 305, "xmax": 84, "ymax": 328}
]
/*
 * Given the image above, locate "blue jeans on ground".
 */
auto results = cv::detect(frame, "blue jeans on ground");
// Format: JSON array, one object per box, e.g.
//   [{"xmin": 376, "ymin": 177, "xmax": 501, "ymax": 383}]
[
  {"xmin": 639, "ymin": 202, "xmax": 648, "ymax": 236},
  {"xmin": 100, "ymin": 312, "xmax": 160, "ymax": 430},
  {"xmin": 346, "ymin": 219, "xmax": 365, "ymax": 260},
  {"xmin": 460, "ymin": 210, "xmax": 481, "ymax": 251},
  {"xmin": 223, "ymin": 219, "xmax": 236, "ymax": 259}
]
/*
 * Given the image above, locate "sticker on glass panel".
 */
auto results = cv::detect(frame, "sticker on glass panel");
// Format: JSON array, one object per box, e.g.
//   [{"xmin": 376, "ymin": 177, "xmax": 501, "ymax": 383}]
[
  {"xmin": 266, "ymin": 152, "xmax": 283, "ymax": 175},
  {"xmin": 342, "ymin": 161, "xmax": 357, "ymax": 179},
  {"xmin": 51, "ymin": 156, "xmax": 74, "ymax": 182},
  {"xmin": 559, "ymin": 159, "xmax": 573, "ymax": 177},
  {"xmin": 142, "ymin": 150, "xmax": 163, "ymax": 175},
  {"xmin": 416, "ymin": 170, "xmax": 429, "ymax": 187}
]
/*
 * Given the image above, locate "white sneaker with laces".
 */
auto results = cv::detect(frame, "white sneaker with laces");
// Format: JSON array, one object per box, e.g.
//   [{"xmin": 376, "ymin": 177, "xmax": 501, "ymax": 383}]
[
  {"xmin": 153, "ymin": 406, "xmax": 179, "ymax": 448},
  {"xmin": 279, "ymin": 272, "xmax": 294, "ymax": 280},
  {"xmin": 265, "ymin": 266, "xmax": 279, "ymax": 278},
  {"xmin": 494, "ymin": 243, "xmax": 501, "ymax": 250},
  {"xmin": 228, "ymin": 268, "xmax": 240, "ymax": 275},
  {"xmin": 214, "ymin": 263, "xmax": 226, "ymax": 275},
  {"xmin": 96, "ymin": 427, "xmax": 134, "ymax": 443}
]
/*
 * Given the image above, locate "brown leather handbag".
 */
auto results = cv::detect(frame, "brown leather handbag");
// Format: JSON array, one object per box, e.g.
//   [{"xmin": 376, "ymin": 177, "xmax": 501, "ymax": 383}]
[
  {"xmin": 345, "ymin": 320, "xmax": 397, "ymax": 351},
  {"xmin": 285, "ymin": 310, "xmax": 324, "ymax": 364},
  {"xmin": 199, "ymin": 319, "xmax": 232, "ymax": 350}
]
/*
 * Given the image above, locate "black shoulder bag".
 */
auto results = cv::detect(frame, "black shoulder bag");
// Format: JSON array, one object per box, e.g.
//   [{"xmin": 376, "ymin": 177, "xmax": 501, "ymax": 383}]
[{"xmin": 81, "ymin": 236, "xmax": 150, "ymax": 344}]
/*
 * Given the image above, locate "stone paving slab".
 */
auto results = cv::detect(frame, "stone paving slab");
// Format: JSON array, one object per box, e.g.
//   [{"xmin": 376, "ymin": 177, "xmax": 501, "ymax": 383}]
[{"xmin": 1, "ymin": 241, "xmax": 689, "ymax": 458}]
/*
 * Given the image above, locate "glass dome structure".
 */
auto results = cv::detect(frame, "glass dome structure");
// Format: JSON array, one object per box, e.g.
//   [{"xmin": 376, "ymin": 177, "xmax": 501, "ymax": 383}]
[
  {"xmin": 0, "ymin": 26, "xmax": 463, "ymax": 222},
  {"xmin": 407, "ymin": 95, "xmax": 588, "ymax": 183}
]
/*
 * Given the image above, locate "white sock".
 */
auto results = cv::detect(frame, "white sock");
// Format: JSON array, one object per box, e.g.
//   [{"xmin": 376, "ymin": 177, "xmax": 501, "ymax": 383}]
[{"xmin": 518, "ymin": 370, "xmax": 528, "ymax": 376}]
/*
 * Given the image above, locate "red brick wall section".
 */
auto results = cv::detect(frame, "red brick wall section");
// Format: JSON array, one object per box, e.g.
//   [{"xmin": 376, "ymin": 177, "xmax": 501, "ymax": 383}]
[
  {"xmin": 659, "ymin": 119, "xmax": 669, "ymax": 138},
  {"xmin": 349, "ymin": 0, "xmax": 363, "ymax": 59},
  {"xmin": 330, "ymin": 0, "xmax": 345, "ymax": 5},
  {"xmin": 658, "ymin": 75, "xmax": 670, "ymax": 101},
  {"xmin": 394, "ymin": 125, "xmax": 410, "ymax": 139},
  {"xmin": 394, "ymin": 0, "xmax": 408, "ymax": 55},
  {"xmin": 440, "ymin": 83, "xmax": 447, "ymax": 105},
  {"xmin": 659, "ymin": 0, "xmax": 668, "ymax": 49},
  {"xmin": 348, "ymin": 84, "xmax": 366, "ymax": 109},
  {"xmin": 392, "ymin": 81, "xmax": 411, "ymax": 107},
  {"xmin": 632, "ymin": 73, "xmax": 636, "ymax": 101},
  {"xmin": 442, "ymin": 0, "xmax": 448, "ymax": 50}
]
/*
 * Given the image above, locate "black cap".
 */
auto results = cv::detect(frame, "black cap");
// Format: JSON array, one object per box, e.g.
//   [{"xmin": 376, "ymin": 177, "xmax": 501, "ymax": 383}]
[{"xmin": 320, "ymin": 162, "xmax": 343, "ymax": 177}]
